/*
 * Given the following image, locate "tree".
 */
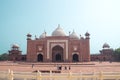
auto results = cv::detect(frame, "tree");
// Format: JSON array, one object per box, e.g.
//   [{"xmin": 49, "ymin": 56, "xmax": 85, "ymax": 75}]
[
  {"xmin": 0, "ymin": 53, "xmax": 9, "ymax": 61},
  {"xmin": 114, "ymin": 48, "xmax": 120, "ymax": 61}
]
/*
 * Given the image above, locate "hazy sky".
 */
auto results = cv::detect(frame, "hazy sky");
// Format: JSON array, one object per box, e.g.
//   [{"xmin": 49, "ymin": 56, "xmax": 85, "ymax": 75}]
[{"xmin": 0, "ymin": 0, "xmax": 120, "ymax": 54}]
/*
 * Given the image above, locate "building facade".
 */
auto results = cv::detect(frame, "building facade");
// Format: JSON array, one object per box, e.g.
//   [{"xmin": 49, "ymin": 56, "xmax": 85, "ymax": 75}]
[{"xmin": 26, "ymin": 25, "xmax": 90, "ymax": 62}]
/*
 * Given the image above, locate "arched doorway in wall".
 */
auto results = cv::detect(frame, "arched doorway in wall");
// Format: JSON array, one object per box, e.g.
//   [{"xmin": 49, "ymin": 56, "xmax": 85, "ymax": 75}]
[
  {"xmin": 95, "ymin": 57, "xmax": 99, "ymax": 61},
  {"xmin": 52, "ymin": 45, "xmax": 63, "ymax": 62},
  {"xmin": 55, "ymin": 53, "xmax": 62, "ymax": 61},
  {"xmin": 21, "ymin": 57, "xmax": 26, "ymax": 61},
  {"xmin": 103, "ymin": 57, "xmax": 106, "ymax": 61},
  {"xmin": 37, "ymin": 54, "xmax": 43, "ymax": 62},
  {"xmin": 72, "ymin": 54, "xmax": 79, "ymax": 62}
]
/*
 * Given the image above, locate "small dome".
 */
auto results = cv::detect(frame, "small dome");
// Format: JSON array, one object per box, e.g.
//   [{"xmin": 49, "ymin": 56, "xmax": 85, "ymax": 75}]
[
  {"xmin": 69, "ymin": 31, "xmax": 79, "ymax": 39},
  {"xmin": 103, "ymin": 43, "xmax": 110, "ymax": 48},
  {"xmin": 85, "ymin": 32, "xmax": 90, "ymax": 36},
  {"xmin": 52, "ymin": 24, "xmax": 66, "ymax": 36},
  {"xmin": 27, "ymin": 33, "xmax": 32, "ymax": 37},
  {"xmin": 12, "ymin": 44, "xmax": 19, "ymax": 48},
  {"xmin": 39, "ymin": 32, "xmax": 46, "ymax": 39}
]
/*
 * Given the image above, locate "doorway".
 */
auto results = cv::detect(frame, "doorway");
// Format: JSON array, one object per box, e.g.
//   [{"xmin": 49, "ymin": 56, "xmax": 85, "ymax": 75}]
[
  {"xmin": 72, "ymin": 54, "xmax": 79, "ymax": 62},
  {"xmin": 52, "ymin": 45, "xmax": 63, "ymax": 62},
  {"xmin": 37, "ymin": 54, "xmax": 43, "ymax": 62}
]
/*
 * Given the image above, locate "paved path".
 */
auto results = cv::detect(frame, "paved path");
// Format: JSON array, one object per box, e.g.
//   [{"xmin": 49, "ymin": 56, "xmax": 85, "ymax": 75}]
[{"xmin": 0, "ymin": 61, "xmax": 120, "ymax": 73}]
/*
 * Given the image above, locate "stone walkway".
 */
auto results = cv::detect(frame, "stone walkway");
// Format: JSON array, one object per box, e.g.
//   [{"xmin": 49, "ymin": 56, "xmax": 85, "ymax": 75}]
[{"xmin": 0, "ymin": 61, "xmax": 120, "ymax": 73}]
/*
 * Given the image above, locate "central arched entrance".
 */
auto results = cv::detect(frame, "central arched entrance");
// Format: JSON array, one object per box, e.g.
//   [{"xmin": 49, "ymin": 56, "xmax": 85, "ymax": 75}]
[
  {"xmin": 55, "ymin": 53, "xmax": 62, "ymax": 61},
  {"xmin": 52, "ymin": 45, "xmax": 63, "ymax": 62}
]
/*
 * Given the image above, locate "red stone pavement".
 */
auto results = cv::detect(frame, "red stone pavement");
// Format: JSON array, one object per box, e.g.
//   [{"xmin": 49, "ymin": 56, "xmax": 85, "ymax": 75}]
[{"xmin": 0, "ymin": 61, "xmax": 120, "ymax": 73}]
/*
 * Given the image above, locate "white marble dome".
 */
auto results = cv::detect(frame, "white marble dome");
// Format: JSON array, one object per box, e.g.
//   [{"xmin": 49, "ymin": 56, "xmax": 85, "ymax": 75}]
[
  {"xmin": 12, "ymin": 43, "xmax": 19, "ymax": 48},
  {"xmin": 69, "ymin": 31, "xmax": 79, "ymax": 39},
  {"xmin": 52, "ymin": 24, "xmax": 66, "ymax": 36},
  {"xmin": 39, "ymin": 32, "xmax": 46, "ymax": 39}
]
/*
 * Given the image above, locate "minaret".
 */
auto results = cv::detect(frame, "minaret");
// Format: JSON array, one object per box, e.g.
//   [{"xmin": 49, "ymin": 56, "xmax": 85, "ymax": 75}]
[
  {"xmin": 26, "ymin": 33, "xmax": 32, "ymax": 62},
  {"xmin": 27, "ymin": 33, "xmax": 32, "ymax": 40},
  {"xmin": 85, "ymin": 32, "xmax": 90, "ymax": 61},
  {"xmin": 85, "ymin": 32, "xmax": 90, "ymax": 39}
]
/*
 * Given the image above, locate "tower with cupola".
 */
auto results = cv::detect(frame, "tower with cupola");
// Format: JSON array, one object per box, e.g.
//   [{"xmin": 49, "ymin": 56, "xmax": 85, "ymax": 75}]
[{"xmin": 8, "ymin": 44, "xmax": 22, "ymax": 61}]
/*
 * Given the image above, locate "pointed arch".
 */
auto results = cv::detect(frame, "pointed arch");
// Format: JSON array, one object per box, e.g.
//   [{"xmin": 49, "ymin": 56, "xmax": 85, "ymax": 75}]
[
  {"xmin": 72, "ymin": 54, "xmax": 79, "ymax": 62},
  {"xmin": 55, "ymin": 53, "xmax": 62, "ymax": 62},
  {"xmin": 52, "ymin": 45, "xmax": 63, "ymax": 62},
  {"xmin": 103, "ymin": 57, "xmax": 106, "ymax": 61},
  {"xmin": 37, "ymin": 54, "xmax": 43, "ymax": 62}
]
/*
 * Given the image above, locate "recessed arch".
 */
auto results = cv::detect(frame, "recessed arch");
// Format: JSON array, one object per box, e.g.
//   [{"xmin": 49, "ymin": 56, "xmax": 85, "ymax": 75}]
[
  {"xmin": 103, "ymin": 57, "xmax": 106, "ymax": 61},
  {"xmin": 21, "ymin": 57, "xmax": 26, "ymax": 61},
  {"xmin": 55, "ymin": 53, "xmax": 62, "ymax": 61},
  {"xmin": 37, "ymin": 54, "xmax": 43, "ymax": 62},
  {"xmin": 72, "ymin": 54, "xmax": 79, "ymax": 62},
  {"xmin": 52, "ymin": 45, "xmax": 63, "ymax": 62}
]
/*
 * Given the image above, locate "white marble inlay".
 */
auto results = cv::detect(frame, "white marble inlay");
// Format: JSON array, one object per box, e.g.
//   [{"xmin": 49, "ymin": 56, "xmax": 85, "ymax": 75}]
[
  {"xmin": 72, "ymin": 52, "xmax": 79, "ymax": 55},
  {"xmin": 51, "ymin": 43, "xmax": 64, "ymax": 49},
  {"xmin": 47, "ymin": 40, "xmax": 68, "ymax": 59}
]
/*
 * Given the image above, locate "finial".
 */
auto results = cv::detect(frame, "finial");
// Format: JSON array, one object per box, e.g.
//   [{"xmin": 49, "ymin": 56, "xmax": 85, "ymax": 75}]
[
  {"xmin": 43, "ymin": 29, "xmax": 47, "ymax": 35},
  {"xmin": 44, "ymin": 29, "xmax": 45, "ymax": 33},
  {"xmin": 35, "ymin": 35, "xmax": 37, "ymax": 39},
  {"xmin": 58, "ymin": 24, "xmax": 60, "ymax": 28},
  {"xmin": 80, "ymin": 34, "xmax": 81, "ymax": 37},
  {"xmin": 69, "ymin": 31, "xmax": 71, "ymax": 35},
  {"xmin": 73, "ymin": 29, "xmax": 75, "ymax": 32},
  {"xmin": 72, "ymin": 29, "xmax": 75, "ymax": 34}
]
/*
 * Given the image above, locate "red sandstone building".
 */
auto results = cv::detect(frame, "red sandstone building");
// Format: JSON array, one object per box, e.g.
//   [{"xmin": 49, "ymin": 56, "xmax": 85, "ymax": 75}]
[
  {"xmin": 91, "ymin": 43, "xmax": 114, "ymax": 61},
  {"xmin": 26, "ymin": 25, "xmax": 90, "ymax": 62},
  {"xmin": 8, "ymin": 44, "xmax": 26, "ymax": 61},
  {"xmin": 8, "ymin": 25, "xmax": 115, "ymax": 62}
]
